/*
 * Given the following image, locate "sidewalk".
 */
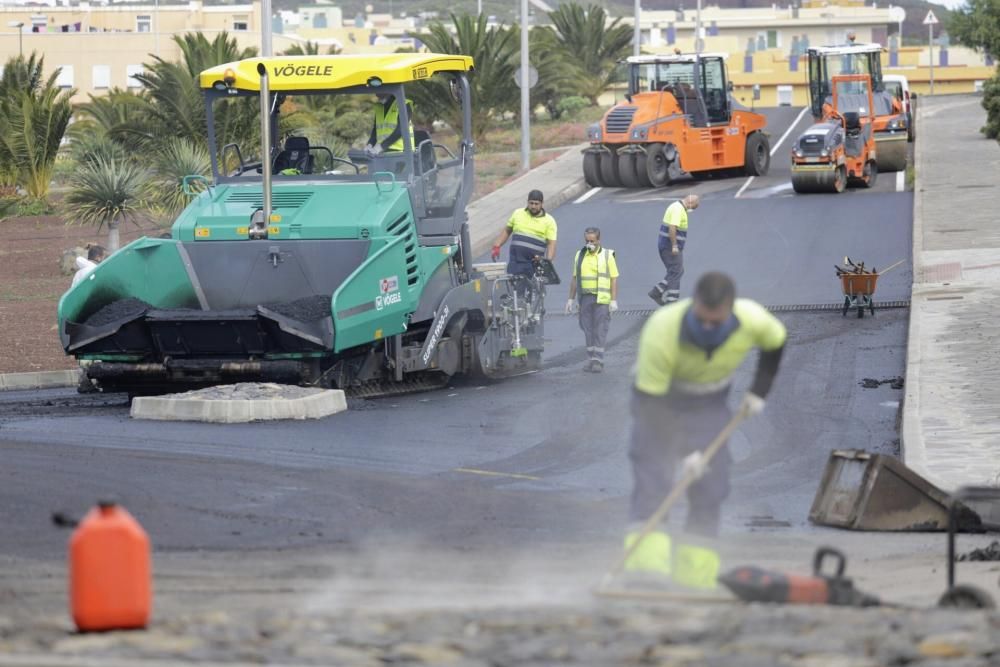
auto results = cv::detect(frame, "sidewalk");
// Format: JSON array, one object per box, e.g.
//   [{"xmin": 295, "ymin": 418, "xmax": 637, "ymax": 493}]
[
  {"xmin": 467, "ymin": 143, "xmax": 587, "ymax": 257},
  {"xmin": 903, "ymin": 94, "xmax": 1000, "ymax": 494}
]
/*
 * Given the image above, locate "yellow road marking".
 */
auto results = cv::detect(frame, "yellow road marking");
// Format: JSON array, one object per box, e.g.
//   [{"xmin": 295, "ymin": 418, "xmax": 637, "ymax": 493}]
[{"xmin": 453, "ymin": 467, "xmax": 541, "ymax": 481}]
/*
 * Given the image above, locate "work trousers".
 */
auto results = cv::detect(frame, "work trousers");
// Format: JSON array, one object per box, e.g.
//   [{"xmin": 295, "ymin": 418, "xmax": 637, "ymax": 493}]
[
  {"xmin": 578, "ymin": 293, "xmax": 610, "ymax": 362},
  {"xmin": 653, "ymin": 246, "xmax": 685, "ymax": 303},
  {"xmin": 628, "ymin": 388, "xmax": 733, "ymax": 538}
]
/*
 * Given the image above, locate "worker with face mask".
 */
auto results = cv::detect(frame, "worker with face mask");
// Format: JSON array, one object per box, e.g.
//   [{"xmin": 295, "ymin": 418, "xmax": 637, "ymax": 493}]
[
  {"xmin": 366, "ymin": 92, "xmax": 415, "ymax": 156},
  {"xmin": 625, "ymin": 272, "xmax": 786, "ymax": 590},
  {"xmin": 565, "ymin": 227, "xmax": 619, "ymax": 373}
]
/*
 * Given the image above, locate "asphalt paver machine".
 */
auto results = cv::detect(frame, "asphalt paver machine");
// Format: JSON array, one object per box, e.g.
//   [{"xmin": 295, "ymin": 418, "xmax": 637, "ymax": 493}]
[{"xmin": 58, "ymin": 54, "xmax": 549, "ymax": 396}]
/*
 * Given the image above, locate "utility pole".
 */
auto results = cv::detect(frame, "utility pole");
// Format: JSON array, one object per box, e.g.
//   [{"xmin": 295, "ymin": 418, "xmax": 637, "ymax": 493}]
[
  {"xmin": 262, "ymin": 0, "xmax": 273, "ymax": 56},
  {"xmin": 695, "ymin": 0, "xmax": 703, "ymax": 53},
  {"xmin": 633, "ymin": 0, "xmax": 640, "ymax": 57},
  {"xmin": 154, "ymin": 0, "xmax": 159, "ymax": 56},
  {"xmin": 478, "ymin": 0, "xmax": 482, "ymax": 17},
  {"xmin": 929, "ymin": 23, "xmax": 934, "ymax": 94},
  {"xmin": 520, "ymin": 0, "xmax": 530, "ymax": 171}
]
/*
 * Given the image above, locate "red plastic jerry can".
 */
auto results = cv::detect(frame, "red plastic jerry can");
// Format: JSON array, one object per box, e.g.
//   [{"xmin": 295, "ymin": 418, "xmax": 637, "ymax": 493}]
[{"xmin": 69, "ymin": 500, "xmax": 152, "ymax": 632}]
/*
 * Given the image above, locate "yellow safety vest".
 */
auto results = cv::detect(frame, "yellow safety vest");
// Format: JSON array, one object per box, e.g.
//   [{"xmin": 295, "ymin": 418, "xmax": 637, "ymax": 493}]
[
  {"xmin": 634, "ymin": 298, "xmax": 787, "ymax": 396},
  {"xmin": 660, "ymin": 200, "xmax": 689, "ymax": 250},
  {"xmin": 373, "ymin": 99, "xmax": 415, "ymax": 152},
  {"xmin": 573, "ymin": 247, "xmax": 619, "ymax": 305}
]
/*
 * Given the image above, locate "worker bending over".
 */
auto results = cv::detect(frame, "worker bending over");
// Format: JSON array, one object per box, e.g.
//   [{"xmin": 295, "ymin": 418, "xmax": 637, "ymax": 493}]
[{"xmin": 626, "ymin": 271, "xmax": 786, "ymax": 589}]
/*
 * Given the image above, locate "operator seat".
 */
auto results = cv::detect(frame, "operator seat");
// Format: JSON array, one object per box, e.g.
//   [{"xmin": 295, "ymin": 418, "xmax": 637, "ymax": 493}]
[
  {"xmin": 842, "ymin": 111, "xmax": 869, "ymax": 158},
  {"xmin": 414, "ymin": 129, "xmax": 436, "ymax": 174},
  {"xmin": 273, "ymin": 136, "xmax": 313, "ymax": 174}
]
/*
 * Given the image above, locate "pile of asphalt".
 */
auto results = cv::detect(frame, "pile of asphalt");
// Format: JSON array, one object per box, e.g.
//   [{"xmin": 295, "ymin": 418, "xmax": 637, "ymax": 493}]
[
  {"xmin": 170, "ymin": 383, "xmax": 325, "ymax": 401},
  {"xmin": 958, "ymin": 541, "xmax": 1000, "ymax": 562},
  {"xmin": 263, "ymin": 294, "xmax": 332, "ymax": 321},
  {"xmin": 84, "ymin": 298, "xmax": 152, "ymax": 326}
]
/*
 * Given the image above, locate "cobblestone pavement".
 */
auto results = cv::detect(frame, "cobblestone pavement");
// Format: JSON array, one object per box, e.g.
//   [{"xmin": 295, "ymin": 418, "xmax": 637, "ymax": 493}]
[{"xmin": 2, "ymin": 602, "xmax": 998, "ymax": 666}]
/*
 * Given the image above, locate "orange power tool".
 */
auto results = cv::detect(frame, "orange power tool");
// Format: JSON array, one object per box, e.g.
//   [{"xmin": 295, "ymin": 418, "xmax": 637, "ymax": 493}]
[{"xmin": 719, "ymin": 547, "xmax": 880, "ymax": 607}]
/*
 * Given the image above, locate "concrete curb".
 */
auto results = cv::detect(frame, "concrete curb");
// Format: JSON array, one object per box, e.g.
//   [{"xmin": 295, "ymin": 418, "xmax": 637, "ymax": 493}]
[
  {"xmin": 130, "ymin": 389, "xmax": 348, "ymax": 423},
  {"xmin": 467, "ymin": 143, "xmax": 589, "ymax": 259},
  {"xmin": 900, "ymin": 99, "xmax": 928, "ymax": 479},
  {"xmin": 0, "ymin": 369, "xmax": 81, "ymax": 392},
  {"xmin": 0, "ymin": 656, "xmax": 312, "ymax": 667}
]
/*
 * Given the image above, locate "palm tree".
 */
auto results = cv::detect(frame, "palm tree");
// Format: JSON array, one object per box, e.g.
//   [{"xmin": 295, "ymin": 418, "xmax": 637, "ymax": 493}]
[
  {"xmin": 1, "ymin": 82, "xmax": 74, "ymax": 198},
  {"xmin": 124, "ymin": 32, "xmax": 259, "ymax": 154},
  {"xmin": 528, "ymin": 26, "xmax": 578, "ymax": 120},
  {"xmin": 148, "ymin": 138, "xmax": 211, "ymax": 218},
  {"xmin": 412, "ymin": 13, "xmax": 519, "ymax": 143},
  {"xmin": 63, "ymin": 157, "xmax": 149, "ymax": 251},
  {"xmin": 547, "ymin": 3, "xmax": 633, "ymax": 105},
  {"xmin": 69, "ymin": 89, "xmax": 148, "ymax": 146},
  {"xmin": 0, "ymin": 53, "xmax": 65, "ymax": 190},
  {"xmin": 281, "ymin": 40, "xmax": 341, "ymax": 56}
]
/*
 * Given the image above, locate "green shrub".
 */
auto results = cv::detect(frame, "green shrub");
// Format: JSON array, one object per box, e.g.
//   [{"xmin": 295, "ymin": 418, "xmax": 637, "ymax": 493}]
[
  {"xmin": 556, "ymin": 95, "xmax": 589, "ymax": 119},
  {"xmin": 981, "ymin": 72, "xmax": 1000, "ymax": 141}
]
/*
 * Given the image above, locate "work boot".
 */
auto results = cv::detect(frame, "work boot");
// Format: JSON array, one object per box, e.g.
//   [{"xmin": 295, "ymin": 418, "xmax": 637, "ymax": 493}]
[
  {"xmin": 591, "ymin": 360, "xmax": 604, "ymax": 373},
  {"xmin": 582, "ymin": 360, "xmax": 595, "ymax": 372},
  {"xmin": 648, "ymin": 288, "xmax": 665, "ymax": 306}
]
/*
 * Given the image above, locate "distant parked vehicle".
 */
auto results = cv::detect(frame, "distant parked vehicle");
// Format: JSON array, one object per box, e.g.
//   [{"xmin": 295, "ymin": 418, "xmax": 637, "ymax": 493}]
[{"xmin": 883, "ymin": 74, "xmax": 915, "ymax": 142}]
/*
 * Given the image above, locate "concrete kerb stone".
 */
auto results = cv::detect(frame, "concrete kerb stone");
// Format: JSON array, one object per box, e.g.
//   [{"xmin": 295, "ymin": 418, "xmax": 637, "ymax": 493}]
[
  {"xmin": 0, "ymin": 369, "xmax": 81, "ymax": 392},
  {"xmin": 130, "ymin": 384, "xmax": 348, "ymax": 423},
  {"xmin": 900, "ymin": 99, "xmax": 928, "ymax": 479}
]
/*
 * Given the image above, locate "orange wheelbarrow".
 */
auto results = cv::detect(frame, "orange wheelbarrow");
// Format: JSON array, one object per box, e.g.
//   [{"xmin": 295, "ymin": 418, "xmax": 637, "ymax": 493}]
[{"xmin": 841, "ymin": 272, "xmax": 879, "ymax": 318}]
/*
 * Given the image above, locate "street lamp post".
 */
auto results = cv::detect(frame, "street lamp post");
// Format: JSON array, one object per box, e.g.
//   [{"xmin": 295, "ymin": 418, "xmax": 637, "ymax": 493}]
[
  {"xmin": 633, "ymin": 0, "xmax": 640, "ymax": 57},
  {"xmin": 261, "ymin": 0, "xmax": 272, "ymax": 56},
  {"xmin": 7, "ymin": 21, "xmax": 24, "ymax": 57},
  {"xmin": 520, "ymin": 0, "xmax": 529, "ymax": 171}
]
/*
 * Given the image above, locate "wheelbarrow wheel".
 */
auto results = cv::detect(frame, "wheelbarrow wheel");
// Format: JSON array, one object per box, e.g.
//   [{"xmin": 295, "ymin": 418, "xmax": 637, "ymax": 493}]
[
  {"xmin": 938, "ymin": 585, "xmax": 997, "ymax": 610},
  {"xmin": 842, "ymin": 296, "xmax": 850, "ymax": 317}
]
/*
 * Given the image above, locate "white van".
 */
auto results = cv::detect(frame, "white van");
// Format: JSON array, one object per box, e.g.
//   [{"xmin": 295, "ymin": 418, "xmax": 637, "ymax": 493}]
[{"xmin": 883, "ymin": 74, "xmax": 914, "ymax": 142}]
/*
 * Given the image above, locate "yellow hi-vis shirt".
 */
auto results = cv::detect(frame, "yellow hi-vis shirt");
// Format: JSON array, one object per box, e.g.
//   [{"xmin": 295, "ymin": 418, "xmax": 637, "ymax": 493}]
[
  {"xmin": 634, "ymin": 298, "xmax": 787, "ymax": 396},
  {"xmin": 663, "ymin": 200, "xmax": 689, "ymax": 231},
  {"xmin": 572, "ymin": 247, "xmax": 619, "ymax": 305},
  {"xmin": 373, "ymin": 98, "xmax": 415, "ymax": 152},
  {"xmin": 507, "ymin": 208, "xmax": 558, "ymax": 242}
]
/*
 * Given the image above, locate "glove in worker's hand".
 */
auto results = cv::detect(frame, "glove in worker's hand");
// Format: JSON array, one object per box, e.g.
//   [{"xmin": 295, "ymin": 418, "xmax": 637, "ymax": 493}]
[
  {"xmin": 491, "ymin": 245, "xmax": 501, "ymax": 262},
  {"xmin": 565, "ymin": 299, "xmax": 579, "ymax": 315},
  {"xmin": 740, "ymin": 392, "xmax": 766, "ymax": 417},
  {"xmin": 680, "ymin": 451, "xmax": 708, "ymax": 481},
  {"xmin": 609, "ymin": 300, "xmax": 619, "ymax": 313}
]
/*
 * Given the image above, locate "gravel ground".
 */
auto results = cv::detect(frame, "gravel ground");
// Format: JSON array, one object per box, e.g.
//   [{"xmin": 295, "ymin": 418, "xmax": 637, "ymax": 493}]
[{"xmin": 2, "ymin": 602, "xmax": 998, "ymax": 666}]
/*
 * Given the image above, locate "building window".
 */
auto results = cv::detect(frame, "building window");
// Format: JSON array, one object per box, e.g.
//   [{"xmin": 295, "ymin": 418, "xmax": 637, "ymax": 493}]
[
  {"xmin": 233, "ymin": 16, "xmax": 249, "ymax": 31},
  {"xmin": 55, "ymin": 66, "xmax": 74, "ymax": 88},
  {"xmin": 126, "ymin": 65, "xmax": 144, "ymax": 88},
  {"xmin": 136, "ymin": 15, "xmax": 151, "ymax": 33},
  {"xmin": 92, "ymin": 65, "xmax": 111, "ymax": 90}
]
